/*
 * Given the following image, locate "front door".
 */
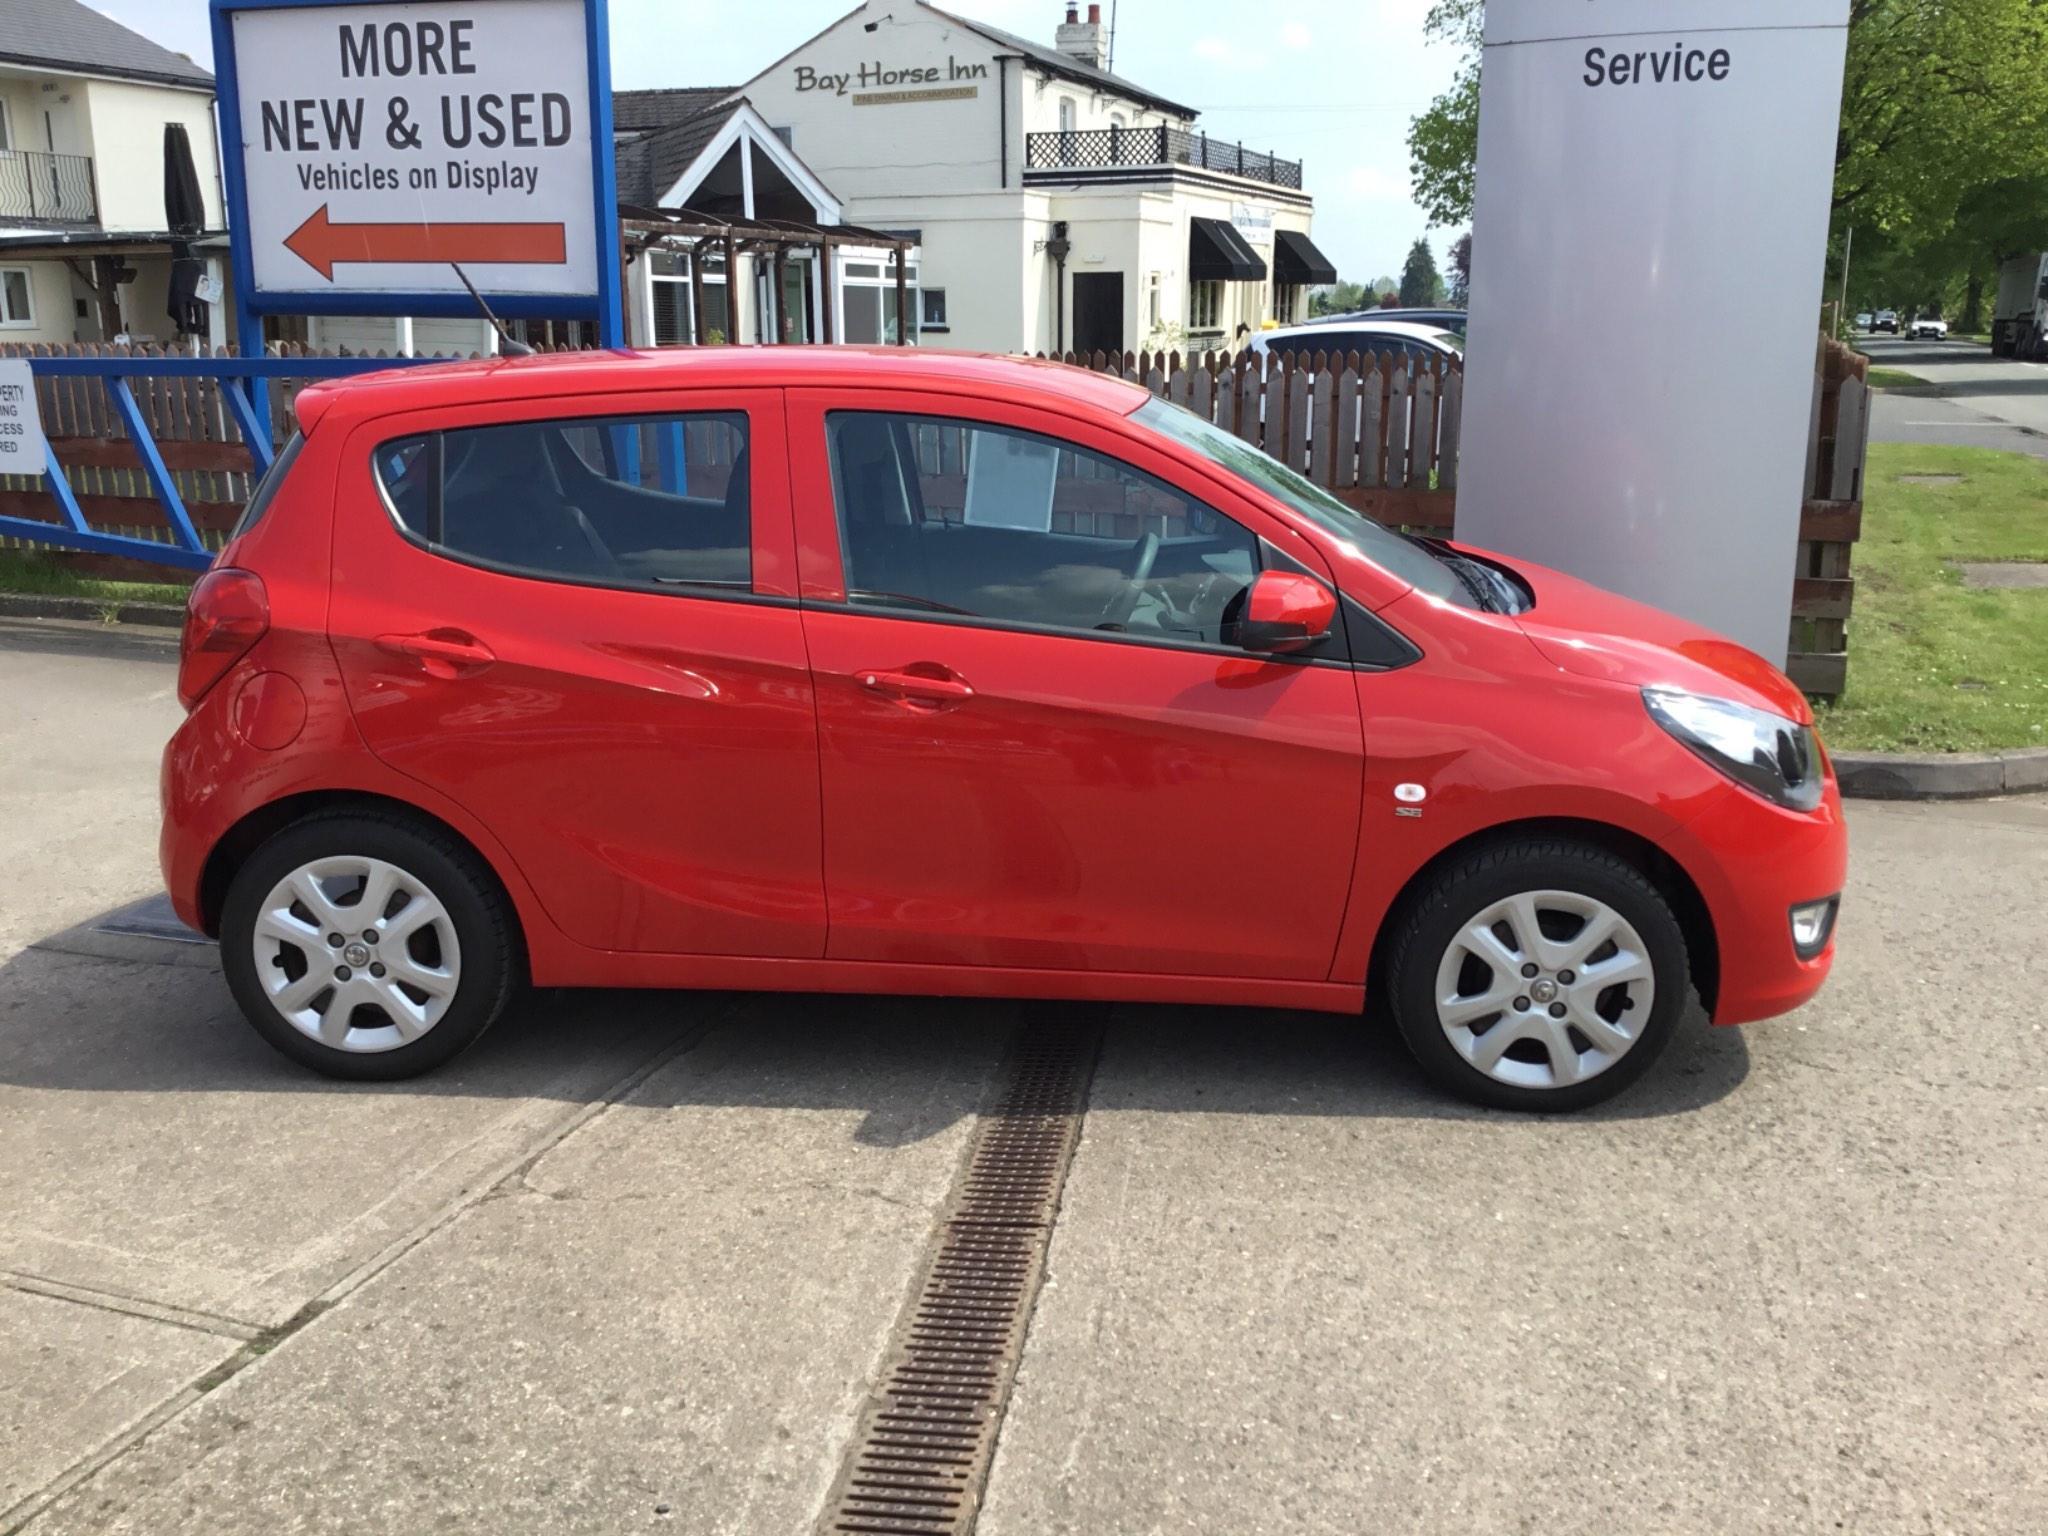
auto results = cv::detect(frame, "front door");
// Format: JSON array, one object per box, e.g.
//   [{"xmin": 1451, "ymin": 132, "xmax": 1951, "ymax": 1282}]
[
  {"xmin": 327, "ymin": 389, "xmax": 825, "ymax": 959},
  {"xmin": 1072, "ymin": 272, "xmax": 1124, "ymax": 356},
  {"xmin": 786, "ymin": 392, "xmax": 1364, "ymax": 980}
]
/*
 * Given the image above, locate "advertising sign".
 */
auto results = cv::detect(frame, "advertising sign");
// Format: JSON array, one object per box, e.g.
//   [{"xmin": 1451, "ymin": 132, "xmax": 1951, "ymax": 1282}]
[
  {"xmin": 0, "ymin": 361, "xmax": 48, "ymax": 476},
  {"xmin": 1454, "ymin": 0, "xmax": 1850, "ymax": 663},
  {"xmin": 211, "ymin": 0, "xmax": 619, "ymax": 329}
]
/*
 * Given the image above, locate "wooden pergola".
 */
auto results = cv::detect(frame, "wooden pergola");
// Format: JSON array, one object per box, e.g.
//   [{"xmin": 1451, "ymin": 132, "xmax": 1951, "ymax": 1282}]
[{"xmin": 618, "ymin": 205, "xmax": 916, "ymax": 347}]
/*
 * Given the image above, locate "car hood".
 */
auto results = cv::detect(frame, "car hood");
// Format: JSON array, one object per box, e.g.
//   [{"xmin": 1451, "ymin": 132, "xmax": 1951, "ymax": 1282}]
[{"xmin": 1461, "ymin": 545, "xmax": 1812, "ymax": 724}]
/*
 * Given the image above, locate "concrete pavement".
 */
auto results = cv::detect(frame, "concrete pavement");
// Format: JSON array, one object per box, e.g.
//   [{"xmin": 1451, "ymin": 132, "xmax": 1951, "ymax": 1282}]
[
  {"xmin": 1864, "ymin": 336, "xmax": 2048, "ymax": 457},
  {"xmin": 3, "ymin": 618, "xmax": 2044, "ymax": 1533}
]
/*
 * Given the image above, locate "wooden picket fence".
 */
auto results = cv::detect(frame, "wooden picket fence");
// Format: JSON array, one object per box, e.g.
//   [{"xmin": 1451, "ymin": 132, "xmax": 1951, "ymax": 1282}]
[
  {"xmin": 1034, "ymin": 347, "xmax": 1462, "ymax": 533},
  {"xmin": 1062, "ymin": 340, "xmax": 1867, "ymax": 698},
  {"xmin": 0, "ymin": 341, "xmax": 485, "ymax": 553},
  {"xmin": 4, "ymin": 336, "xmax": 1865, "ymax": 697}
]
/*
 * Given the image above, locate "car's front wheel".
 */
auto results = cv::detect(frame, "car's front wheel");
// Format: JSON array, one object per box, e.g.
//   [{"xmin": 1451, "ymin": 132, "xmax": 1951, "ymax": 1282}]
[
  {"xmin": 1385, "ymin": 838, "xmax": 1692, "ymax": 1111},
  {"xmin": 220, "ymin": 811, "xmax": 520, "ymax": 1079}
]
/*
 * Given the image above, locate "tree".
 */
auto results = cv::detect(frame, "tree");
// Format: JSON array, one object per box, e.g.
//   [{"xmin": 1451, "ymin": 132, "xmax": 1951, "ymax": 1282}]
[
  {"xmin": 1380, "ymin": 291, "xmax": 1402, "ymax": 310},
  {"xmin": 1407, "ymin": 0, "xmax": 2048, "ymax": 259},
  {"xmin": 1310, "ymin": 279, "xmax": 1369, "ymax": 316},
  {"xmin": 1399, "ymin": 238, "xmax": 1443, "ymax": 307},
  {"xmin": 1447, "ymin": 232, "xmax": 1472, "ymax": 308}
]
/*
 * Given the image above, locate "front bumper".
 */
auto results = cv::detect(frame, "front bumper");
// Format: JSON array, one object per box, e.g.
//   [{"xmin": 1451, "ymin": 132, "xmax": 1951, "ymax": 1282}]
[{"xmin": 1669, "ymin": 776, "xmax": 1848, "ymax": 1026}]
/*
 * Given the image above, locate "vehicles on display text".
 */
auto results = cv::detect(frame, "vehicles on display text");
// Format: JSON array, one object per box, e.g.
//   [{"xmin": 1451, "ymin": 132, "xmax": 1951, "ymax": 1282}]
[{"xmin": 161, "ymin": 347, "xmax": 1845, "ymax": 1111}]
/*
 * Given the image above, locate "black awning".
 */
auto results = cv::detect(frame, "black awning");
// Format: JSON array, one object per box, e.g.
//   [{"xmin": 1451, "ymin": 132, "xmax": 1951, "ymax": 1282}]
[
  {"xmin": 1189, "ymin": 217, "xmax": 1266, "ymax": 282},
  {"xmin": 1273, "ymin": 228, "xmax": 1337, "ymax": 286}
]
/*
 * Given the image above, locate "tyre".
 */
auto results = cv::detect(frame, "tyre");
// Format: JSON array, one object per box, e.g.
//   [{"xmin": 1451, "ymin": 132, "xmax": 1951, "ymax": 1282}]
[
  {"xmin": 220, "ymin": 811, "xmax": 521, "ymax": 1080},
  {"xmin": 1384, "ymin": 838, "xmax": 1691, "ymax": 1112}
]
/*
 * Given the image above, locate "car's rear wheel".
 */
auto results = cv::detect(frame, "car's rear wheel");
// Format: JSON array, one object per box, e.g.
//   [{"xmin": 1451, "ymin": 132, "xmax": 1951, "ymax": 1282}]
[
  {"xmin": 1385, "ymin": 838, "xmax": 1691, "ymax": 1112},
  {"xmin": 220, "ymin": 812, "xmax": 520, "ymax": 1079}
]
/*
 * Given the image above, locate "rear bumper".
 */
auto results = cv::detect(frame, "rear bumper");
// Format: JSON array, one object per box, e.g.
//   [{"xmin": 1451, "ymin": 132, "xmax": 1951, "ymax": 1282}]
[{"xmin": 1671, "ymin": 777, "xmax": 1848, "ymax": 1026}]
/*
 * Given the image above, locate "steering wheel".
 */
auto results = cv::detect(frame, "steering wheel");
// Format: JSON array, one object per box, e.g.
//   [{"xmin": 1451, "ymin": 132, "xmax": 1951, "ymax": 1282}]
[{"xmin": 1098, "ymin": 531, "xmax": 1161, "ymax": 629}]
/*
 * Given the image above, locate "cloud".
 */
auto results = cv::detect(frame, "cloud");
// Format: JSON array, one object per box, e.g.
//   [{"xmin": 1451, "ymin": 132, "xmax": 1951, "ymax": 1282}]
[
  {"xmin": 1281, "ymin": 21, "xmax": 1311, "ymax": 49},
  {"xmin": 1347, "ymin": 164, "xmax": 1411, "ymax": 201},
  {"xmin": 1193, "ymin": 35, "xmax": 1269, "ymax": 68}
]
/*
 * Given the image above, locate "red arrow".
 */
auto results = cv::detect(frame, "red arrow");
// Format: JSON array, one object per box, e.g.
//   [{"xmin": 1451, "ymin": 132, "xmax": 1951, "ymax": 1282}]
[{"xmin": 283, "ymin": 204, "xmax": 567, "ymax": 281}]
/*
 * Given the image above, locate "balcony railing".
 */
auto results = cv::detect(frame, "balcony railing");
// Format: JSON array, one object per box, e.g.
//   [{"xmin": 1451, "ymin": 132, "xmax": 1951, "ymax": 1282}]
[
  {"xmin": 0, "ymin": 150, "xmax": 97, "ymax": 224},
  {"xmin": 1023, "ymin": 126, "xmax": 1303, "ymax": 190}
]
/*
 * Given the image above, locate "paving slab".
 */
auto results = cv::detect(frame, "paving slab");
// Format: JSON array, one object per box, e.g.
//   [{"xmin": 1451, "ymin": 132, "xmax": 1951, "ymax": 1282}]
[
  {"xmin": 0, "ymin": 1287, "xmax": 236, "ymax": 1514},
  {"xmin": 980, "ymin": 797, "xmax": 2048, "ymax": 1535},
  {"xmin": 24, "ymin": 999, "xmax": 1011, "ymax": 1536},
  {"xmin": 0, "ymin": 947, "xmax": 718, "ymax": 1329}
]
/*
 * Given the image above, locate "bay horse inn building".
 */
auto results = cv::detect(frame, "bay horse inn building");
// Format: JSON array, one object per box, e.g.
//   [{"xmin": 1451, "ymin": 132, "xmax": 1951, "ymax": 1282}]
[{"xmin": 719, "ymin": 0, "xmax": 1332, "ymax": 355}]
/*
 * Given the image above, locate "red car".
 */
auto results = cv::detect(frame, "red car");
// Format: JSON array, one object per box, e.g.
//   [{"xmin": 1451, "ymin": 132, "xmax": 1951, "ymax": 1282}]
[{"xmin": 162, "ymin": 348, "xmax": 1844, "ymax": 1110}]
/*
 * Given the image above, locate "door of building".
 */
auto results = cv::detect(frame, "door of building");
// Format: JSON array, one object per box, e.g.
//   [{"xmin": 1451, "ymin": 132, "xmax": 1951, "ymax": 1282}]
[{"xmin": 1072, "ymin": 272, "xmax": 1123, "ymax": 355}]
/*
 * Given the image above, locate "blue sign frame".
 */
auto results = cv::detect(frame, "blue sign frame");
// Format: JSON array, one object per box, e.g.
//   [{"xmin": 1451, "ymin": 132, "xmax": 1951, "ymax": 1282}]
[{"xmin": 206, "ymin": 0, "xmax": 623, "ymax": 347}]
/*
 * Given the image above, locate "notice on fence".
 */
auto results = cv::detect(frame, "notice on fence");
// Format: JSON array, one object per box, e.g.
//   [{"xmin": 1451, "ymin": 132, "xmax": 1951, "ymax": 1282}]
[
  {"xmin": 228, "ymin": 0, "xmax": 598, "ymax": 299},
  {"xmin": 0, "ymin": 360, "xmax": 47, "ymax": 475}
]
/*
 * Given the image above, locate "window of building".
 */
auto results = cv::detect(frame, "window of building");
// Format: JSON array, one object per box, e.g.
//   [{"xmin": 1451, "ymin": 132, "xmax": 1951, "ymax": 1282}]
[
  {"xmin": 648, "ymin": 248, "xmax": 728, "ymax": 345},
  {"xmin": 1189, "ymin": 279, "xmax": 1222, "ymax": 332},
  {"xmin": 920, "ymin": 287, "xmax": 948, "ymax": 331},
  {"xmin": 1274, "ymin": 283, "xmax": 1302, "ymax": 325},
  {"xmin": 0, "ymin": 267, "xmax": 34, "ymax": 328},
  {"xmin": 1146, "ymin": 272, "xmax": 1162, "ymax": 332},
  {"xmin": 374, "ymin": 412, "xmax": 752, "ymax": 591},
  {"xmin": 826, "ymin": 411, "xmax": 1259, "ymax": 646},
  {"xmin": 839, "ymin": 255, "xmax": 918, "ymax": 344},
  {"xmin": 0, "ymin": 99, "xmax": 12, "ymax": 151}
]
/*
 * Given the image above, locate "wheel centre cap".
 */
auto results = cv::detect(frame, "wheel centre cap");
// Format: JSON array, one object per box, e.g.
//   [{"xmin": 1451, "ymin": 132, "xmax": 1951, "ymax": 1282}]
[
  {"xmin": 1530, "ymin": 978, "xmax": 1559, "ymax": 1003},
  {"xmin": 343, "ymin": 942, "xmax": 371, "ymax": 968}
]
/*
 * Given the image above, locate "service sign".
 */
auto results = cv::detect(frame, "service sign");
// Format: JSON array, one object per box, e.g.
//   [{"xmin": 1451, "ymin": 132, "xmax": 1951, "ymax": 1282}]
[{"xmin": 229, "ymin": 0, "xmax": 598, "ymax": 299}]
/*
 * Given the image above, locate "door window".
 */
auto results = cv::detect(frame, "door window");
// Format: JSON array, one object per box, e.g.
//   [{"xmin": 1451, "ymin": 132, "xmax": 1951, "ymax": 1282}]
[
  {"xmin": 374, "ymin": 411, "xmax": 751, "ymax": 590},
  {"xmin": 826, "ymin": 411, "xmax": 1259, "ymax": 646}
]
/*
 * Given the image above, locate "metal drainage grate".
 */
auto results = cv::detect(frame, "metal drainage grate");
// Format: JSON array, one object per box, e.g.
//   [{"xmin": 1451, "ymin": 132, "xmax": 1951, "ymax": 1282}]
[{"xmin": 818, "ymin": 1017, "xmax": 1102, "ymax": 1536}]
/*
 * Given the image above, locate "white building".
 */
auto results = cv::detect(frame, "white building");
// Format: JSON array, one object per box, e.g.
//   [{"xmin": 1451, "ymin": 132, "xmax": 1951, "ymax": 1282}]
[
  {"xmin": 0, "ymin": 0, "xmax": 225, "ymax": 346},
  {"xmin": 728, "ymin": 0, "xmax": 1333, "ymax": 354}
]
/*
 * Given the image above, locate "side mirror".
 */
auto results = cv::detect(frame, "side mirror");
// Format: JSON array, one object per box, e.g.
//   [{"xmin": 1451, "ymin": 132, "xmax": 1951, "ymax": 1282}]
[{"xmin": 1235, "ymin": 569, "xmax": 1337, "ymax": 654}]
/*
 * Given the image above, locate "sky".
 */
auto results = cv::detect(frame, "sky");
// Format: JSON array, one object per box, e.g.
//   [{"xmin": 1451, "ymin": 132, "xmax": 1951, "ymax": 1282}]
[{"xmin": 89, "ymin": 0, "xmax": 1463, "ymax": 285}]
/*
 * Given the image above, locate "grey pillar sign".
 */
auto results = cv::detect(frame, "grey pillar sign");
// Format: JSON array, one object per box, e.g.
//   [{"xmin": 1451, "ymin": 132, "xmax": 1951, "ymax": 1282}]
[{"xmin": 1454, "ymin": 0, "xmax": 1851, "ymax": 664}]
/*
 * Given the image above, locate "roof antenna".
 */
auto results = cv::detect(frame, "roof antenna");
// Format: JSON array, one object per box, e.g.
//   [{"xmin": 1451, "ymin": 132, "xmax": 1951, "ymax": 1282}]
[{"xmin": 449, "ymin": 263, "xmax": 534, "ymax": 356}]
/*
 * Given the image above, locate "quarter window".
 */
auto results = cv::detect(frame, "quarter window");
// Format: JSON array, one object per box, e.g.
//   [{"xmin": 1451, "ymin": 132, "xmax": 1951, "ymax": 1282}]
[
  {"xmin": 374, "ymin": 412, "xmax": 751, "ymax": 590},
  {"xmin": 826, "ymin": 411, "xmax": 1259, "ymax": 646}
]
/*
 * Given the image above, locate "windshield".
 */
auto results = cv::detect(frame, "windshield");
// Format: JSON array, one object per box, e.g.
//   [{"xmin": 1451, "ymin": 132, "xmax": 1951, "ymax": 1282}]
[
  {"xmin": 1132, "ymin": 396, "xmax": 1470, "ymax": 605},
  {"xmin": 1429, "ymin": 330, "xmax": 1465, "ymax": 356}
]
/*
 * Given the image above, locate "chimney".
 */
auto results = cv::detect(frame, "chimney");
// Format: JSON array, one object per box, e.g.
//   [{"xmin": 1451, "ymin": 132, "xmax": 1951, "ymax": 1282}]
[{"xmin": 1055, "ymin": 2, "xmax": 1108, "ymax": 70}]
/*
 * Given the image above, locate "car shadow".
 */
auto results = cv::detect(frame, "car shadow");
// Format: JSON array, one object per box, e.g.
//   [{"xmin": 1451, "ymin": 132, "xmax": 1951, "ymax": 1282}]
[{"xmin": 0, "ymin": 895, "xmax": 1751, "ymax": 1140}]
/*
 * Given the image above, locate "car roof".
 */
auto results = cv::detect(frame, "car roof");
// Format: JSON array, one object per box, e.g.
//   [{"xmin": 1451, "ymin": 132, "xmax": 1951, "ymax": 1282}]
[
  {"xmin": 293, "ymin": 346, "xmax": 1151, "ymax": 434},
  {"xmin": 1260, "ymin": 319, "xmax": 1454, "ymax": 343}
]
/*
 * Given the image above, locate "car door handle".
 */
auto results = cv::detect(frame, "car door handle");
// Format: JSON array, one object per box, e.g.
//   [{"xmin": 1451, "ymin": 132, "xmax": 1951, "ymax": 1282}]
[
  {"xmin": 376, "ymin": 629, "xmax": 496, "ymax": 679},
  {"xmin": 857, "ymin": 667, "xmax": 974, "ymax": 705}
]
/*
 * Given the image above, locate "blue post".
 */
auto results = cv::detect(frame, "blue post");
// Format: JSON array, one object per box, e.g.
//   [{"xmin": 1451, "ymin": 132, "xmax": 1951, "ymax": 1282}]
[
  {"xmin": 107, "ymin": 377, "xmax": 207, "ymax": 555},
  {"xmin": 655, "ymin": 421, "xmax": 688, "ymax": 493}
]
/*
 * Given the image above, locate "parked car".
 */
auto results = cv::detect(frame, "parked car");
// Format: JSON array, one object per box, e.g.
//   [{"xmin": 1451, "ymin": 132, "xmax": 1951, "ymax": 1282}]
[
  {"xmin": 1313, "ymin": 306, "xmax": 1468, "ymax": 337},
  {"xmin": 1871, "ymin": 310, "xmax": 1900, "ymax": 334},
  {"xmin": 1854, "ymin": 312, "xmax": 1874, "ymax": 331},
  {"xmin": 1252, "ymin": 319, "xmax": 1463, "ymax": 367},
  {"xmin": 163, "ymin": 348, "xmax": 1845, "ymax": 1112},
  {"xmin": 1909, "ymin": 316, "xmax": 1948, "ymax": 340}
]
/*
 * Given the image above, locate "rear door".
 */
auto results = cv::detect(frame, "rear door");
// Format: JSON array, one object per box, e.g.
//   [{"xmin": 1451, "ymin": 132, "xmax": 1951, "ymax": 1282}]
[
  {"xmin": 787, "ymin": 389, "xmax": 1365, "ymax": 980},
  {"xmin": 328, "ymin": 388, "xmax": 825, "ymax": 959}
]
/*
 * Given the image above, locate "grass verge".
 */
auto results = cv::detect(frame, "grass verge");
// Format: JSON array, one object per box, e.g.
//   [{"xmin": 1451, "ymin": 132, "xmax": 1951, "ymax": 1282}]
[
  {"xmin": 1815, "ymin": 443, "xmax": 2048, "ymax": 752},
  {"xmin": 0, "ymin": 550, "xmax": 193, "ymax": 607},
  {"xmin": 1864, "ymin": 367, "xmax": 1927, "ymax": 390}
]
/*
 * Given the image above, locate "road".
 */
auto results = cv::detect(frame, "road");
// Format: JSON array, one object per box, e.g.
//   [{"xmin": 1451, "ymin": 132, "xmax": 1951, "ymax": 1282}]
[
  {"xmin": 1862, "ymin": 336, "xmax": 2048, "ymax": 457},
  {"xmin": 3, "ymin": 617, "xmax": 2045, "ymax": 1534}
]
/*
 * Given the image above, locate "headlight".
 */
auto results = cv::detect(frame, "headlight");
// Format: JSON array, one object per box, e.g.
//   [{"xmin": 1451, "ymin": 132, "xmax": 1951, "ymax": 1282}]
[{"xmin": 1643, "ymin": 688, "xmax": 1824, "ymax": 811}]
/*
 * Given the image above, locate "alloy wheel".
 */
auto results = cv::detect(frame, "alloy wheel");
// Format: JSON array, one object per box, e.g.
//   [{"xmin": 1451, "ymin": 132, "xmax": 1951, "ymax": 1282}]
[
  {"xmin": 252, "ymin": 855, "xmax": 462, "ymax": 1053},
  {"xmin": 1432, "ymin": 888, "xmax": 1657, "ymax": 1092}
]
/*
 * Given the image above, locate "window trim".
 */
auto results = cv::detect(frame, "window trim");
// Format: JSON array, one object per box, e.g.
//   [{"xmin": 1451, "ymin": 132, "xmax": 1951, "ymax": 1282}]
[
  {"xmin": 368, "ymin": 407, "xmax": 761, "ymax": 603},
  {"xmin": 0, "ymin": 265, "xmax": 36, "ymax": 329}
]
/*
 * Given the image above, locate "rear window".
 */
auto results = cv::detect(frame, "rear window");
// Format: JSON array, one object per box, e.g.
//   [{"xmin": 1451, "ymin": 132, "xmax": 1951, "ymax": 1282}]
[
  {"xmin": 230, "ymin": 431, "xmax": 304, "ymax": 539},
  {"xmin": 371, "ymin": 412, "xmax": 752, "ymax": 591}
]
